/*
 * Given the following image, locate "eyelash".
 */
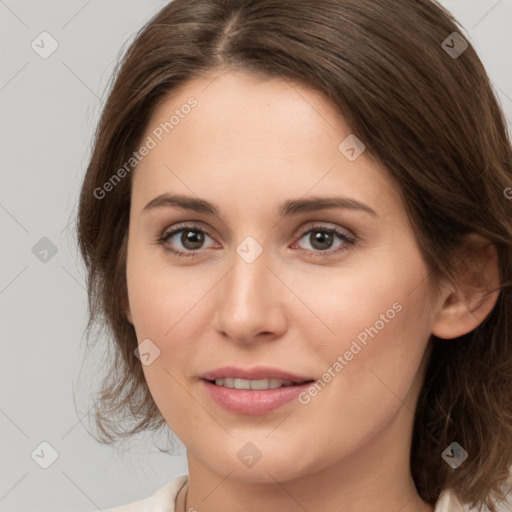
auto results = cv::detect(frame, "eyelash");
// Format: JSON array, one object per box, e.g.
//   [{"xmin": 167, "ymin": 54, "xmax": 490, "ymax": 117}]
[{"xmin": 155, "ymin": 222, "xmax": 356, "ymax": 260}]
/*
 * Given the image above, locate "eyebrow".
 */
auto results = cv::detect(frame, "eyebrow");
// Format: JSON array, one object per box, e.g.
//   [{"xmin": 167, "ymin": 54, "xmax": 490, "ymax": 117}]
[{"xmin": 142, "ymin": 193, "xmax": 378, "ymax": 218}]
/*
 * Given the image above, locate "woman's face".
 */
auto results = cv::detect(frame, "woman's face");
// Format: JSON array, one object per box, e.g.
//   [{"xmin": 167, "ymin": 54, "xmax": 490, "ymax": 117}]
[{"xmin": 125, "ymin": 69, "xmax": 442, "ymax": 483}]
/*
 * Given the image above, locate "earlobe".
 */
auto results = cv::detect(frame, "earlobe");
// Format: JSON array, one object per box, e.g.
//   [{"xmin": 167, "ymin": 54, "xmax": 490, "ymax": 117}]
[{"xmin": 431, "ymin": 236, "xmax": 501, "ymax": 340}]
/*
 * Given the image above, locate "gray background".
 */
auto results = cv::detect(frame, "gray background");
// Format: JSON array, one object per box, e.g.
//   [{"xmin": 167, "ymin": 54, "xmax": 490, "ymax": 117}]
[{"xmin": 1, "ymin": 1, "xmax": 511, "ymax": 511}]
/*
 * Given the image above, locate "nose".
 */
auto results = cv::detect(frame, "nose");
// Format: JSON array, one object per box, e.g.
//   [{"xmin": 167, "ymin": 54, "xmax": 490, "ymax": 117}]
[{"xmin": 214, "ymin": 241, "xmax": 288, "ymax": 345}]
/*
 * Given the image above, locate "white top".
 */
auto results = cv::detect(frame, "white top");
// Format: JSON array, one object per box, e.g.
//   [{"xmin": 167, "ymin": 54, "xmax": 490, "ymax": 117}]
[{"xmin": 99, "ymin": 474, "xmax": 473, "ymax": 512}]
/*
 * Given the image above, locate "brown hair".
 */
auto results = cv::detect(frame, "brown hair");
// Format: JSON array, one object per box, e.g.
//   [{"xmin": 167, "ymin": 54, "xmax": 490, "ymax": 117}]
[{"xmin": 76, "ymin": 0, "xmax": 512, "ymax": 510}]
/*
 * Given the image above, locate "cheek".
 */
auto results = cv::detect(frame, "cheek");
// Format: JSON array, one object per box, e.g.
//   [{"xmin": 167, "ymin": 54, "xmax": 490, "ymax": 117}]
[
  {"xmin": 293, "ymin": 248, "xmax": 433, "ymax": 406},
  {"xmin": 125, "ymin": 248, "xmax": 214, "ymax": 393},
  {"xmin": 126, "ymin": 259, "xmax": 204, "ymax": 430},
  {"xmin": 288, "ymin": 252, "xmax": 429, "ymax": 352},
  {"xmin": 126, "ymin": 242, "xmax": 200, "ymax": 337}
]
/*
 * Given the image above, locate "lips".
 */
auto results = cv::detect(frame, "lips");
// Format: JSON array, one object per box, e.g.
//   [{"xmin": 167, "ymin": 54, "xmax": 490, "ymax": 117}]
[
  {"xmin": 199, "ymin": 366, "xmax": 316, "ymax": 415},
  {"xmin": 201, "ymin": 380, "xmax": 315, "ymax": 415},
  {"xmin": 199, "ymin": 365, "xmax": 315, "ymax": 384}
]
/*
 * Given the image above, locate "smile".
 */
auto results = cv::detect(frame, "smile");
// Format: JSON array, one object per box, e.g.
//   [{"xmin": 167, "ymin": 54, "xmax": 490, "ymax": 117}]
[{"xmin": 210, "ymin": 377, "xmax": 306, "ymax": 390}]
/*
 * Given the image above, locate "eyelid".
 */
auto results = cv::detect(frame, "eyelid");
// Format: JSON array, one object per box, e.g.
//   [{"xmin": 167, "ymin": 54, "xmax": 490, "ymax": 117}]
[{"xmin": 294, "ymin": 220, "xmax": 354, "ymax": 239}]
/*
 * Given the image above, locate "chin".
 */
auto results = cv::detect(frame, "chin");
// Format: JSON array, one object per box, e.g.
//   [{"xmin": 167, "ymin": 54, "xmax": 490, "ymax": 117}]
[{"xmin": 198, "ymin": 444, "xmax": 317, "ymax": 484}]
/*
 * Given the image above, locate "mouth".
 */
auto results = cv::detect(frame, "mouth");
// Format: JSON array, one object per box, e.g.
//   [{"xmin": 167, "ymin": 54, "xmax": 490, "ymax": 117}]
[
  {"xmin": 204, "ymin": 377, "xmax": 315, "ymax": 390},
  {"xmin": 201, "ymin": 378, "xmax": 316, "ymax": 415}
]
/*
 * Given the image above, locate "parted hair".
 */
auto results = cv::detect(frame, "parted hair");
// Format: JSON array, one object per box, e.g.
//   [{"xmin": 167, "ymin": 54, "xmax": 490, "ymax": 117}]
[{"xmin": 76, "ymin": 1, "xmax": 512, "ymax": 510}]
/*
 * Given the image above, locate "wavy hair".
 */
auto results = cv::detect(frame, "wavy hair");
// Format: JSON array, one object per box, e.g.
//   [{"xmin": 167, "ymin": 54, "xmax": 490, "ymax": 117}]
[{"xmin": 76, "ymin": 1, "xmax": 512, "ymax": 510}]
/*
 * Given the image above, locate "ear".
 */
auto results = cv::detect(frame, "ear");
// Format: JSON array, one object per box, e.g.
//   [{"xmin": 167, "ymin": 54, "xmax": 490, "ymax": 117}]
[{"xmin": 431, "ymin": 234, "xmax": 501, "ymax": 340}]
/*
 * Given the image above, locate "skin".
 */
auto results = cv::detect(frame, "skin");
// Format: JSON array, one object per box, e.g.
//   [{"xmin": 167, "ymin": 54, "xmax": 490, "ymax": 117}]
[{"xmin": 124, "ymin": 69, "xmax": 500, "ymax": 512}]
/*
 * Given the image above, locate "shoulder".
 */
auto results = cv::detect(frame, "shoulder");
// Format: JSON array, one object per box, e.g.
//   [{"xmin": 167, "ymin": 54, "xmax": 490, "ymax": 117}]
[
  {"xmin": 94, "ymin": 477, "xmax": 509, "ymax": 512},
  {"xmin": 434, "ymin": 488, "xmax": 482, "ymax": 512},
  {"xmin": 101, "ymin": 474, "xmax": 188, "ymax": 512}
]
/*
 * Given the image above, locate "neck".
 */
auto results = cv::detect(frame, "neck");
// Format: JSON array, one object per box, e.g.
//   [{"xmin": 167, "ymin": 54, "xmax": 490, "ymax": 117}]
[{"xmin": 181, "ymin": 462, "xmax": 434, "ymax": 512}]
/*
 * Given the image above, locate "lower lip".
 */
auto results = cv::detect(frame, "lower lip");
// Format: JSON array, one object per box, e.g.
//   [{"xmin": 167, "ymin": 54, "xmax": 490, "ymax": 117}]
[{"xmin": 201, "ymin": 379, "xmax": 313, "ymax": 415}]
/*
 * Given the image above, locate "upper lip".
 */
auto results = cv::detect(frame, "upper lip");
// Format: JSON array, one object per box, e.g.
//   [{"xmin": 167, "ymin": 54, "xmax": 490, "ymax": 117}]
[{"xmin": 200, "ymin": 366, "xmax": 315, "ymax": 383}]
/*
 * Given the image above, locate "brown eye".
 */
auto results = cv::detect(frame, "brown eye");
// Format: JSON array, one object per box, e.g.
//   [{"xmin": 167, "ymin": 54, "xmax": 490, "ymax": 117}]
[
  {"xmin": 160, "ymin": 224, "xmax": 216, "ymax": 258},
  {"xmin": 293, "ymin": 225, "xmax": 355, "ymax": 258}
]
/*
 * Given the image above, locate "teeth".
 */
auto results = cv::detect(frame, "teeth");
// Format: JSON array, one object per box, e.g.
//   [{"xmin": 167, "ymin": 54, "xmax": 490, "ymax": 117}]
[{"xmin": 213, "ymin": 378, "xmax": 294, "ymax": 390}]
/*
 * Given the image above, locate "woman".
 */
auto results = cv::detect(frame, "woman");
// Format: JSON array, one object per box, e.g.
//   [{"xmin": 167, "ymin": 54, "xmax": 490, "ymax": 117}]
[{"xmin": 76, "ymin": 0, "xmax": 512, "ymax": 511}]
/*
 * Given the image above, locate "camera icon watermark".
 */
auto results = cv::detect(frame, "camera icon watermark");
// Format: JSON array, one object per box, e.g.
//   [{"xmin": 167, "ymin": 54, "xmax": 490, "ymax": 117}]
[
  {"xmin": 32, "ymin": 237, "xmax": 58, "ymax": 263},
  {"xmin": 31, "ymin": 441, "xmax": 59, "ymax": 469},
  {"xmin": 338, "ymin": 134, "xmax": 366, "ymax": 162},
  {"xmin": 31, "ymin": 31, "xmax": 59, "ymax": 59},
  {"xmin": 441, "ymin": 442, "xmax": 468, "ymax": 469},
  {"xmin": 237, "ymin": 442, "xmax": 263, "ymax": 468},
  {"xmin": 236, "ymin": 236, "xmax": 263, "ymax": 264},
  {"xmin": 441, "ymin": 32, "xmax": 468, "ymax": 59},
  {"xmin": 134, "ymin": 338, "xmax": 161, "ymax": 366}
]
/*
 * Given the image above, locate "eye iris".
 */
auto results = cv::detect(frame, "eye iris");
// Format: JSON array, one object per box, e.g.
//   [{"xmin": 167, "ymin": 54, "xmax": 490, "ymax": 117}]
[
  {"xmin": 182, "ymin": 230, "xmax": 204, "ymax": 250},
  {"xmin": 311, "ymin": 230, "xmax": 333, "ymax": 250}
]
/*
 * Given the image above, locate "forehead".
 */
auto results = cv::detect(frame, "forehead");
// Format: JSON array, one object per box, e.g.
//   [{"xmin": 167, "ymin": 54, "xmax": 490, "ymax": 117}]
[
  {"xmin": 147, "ymin": 69, "xmax": 347, "ymax": 148},
  {"xmin": 132, "ymin": 69, "xmax": 400, "ymax": 219}
]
